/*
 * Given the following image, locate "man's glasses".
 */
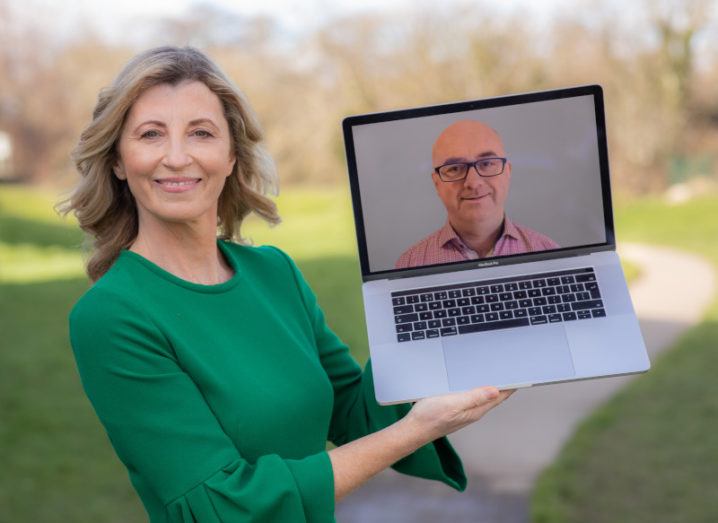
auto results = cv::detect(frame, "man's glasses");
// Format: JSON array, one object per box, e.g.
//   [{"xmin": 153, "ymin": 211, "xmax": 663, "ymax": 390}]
[{"xmin": 434, "ymin": 157, "xmax": 508, "ymax": 182}]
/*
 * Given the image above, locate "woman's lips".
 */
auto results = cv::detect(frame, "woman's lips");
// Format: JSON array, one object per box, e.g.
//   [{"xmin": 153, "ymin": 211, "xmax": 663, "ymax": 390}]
[{"xmin": 154, "ymin": 178, "xmax": 201, "ymax": 193}]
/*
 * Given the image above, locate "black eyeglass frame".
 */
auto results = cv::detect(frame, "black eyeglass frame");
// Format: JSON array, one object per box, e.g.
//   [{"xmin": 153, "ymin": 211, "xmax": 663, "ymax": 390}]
[{"xmin": 433, "ymin": 157, "xmax": 508, "ymax": 182}]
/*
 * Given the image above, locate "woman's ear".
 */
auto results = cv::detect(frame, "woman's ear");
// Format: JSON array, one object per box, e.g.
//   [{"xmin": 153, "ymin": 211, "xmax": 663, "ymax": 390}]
[{"xmin": 113, "ymin": 161, "xmax": 127, "ymax": 181}]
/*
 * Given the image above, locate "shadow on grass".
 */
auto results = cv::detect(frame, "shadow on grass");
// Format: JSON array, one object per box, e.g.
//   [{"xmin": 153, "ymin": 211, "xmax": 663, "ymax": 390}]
[
  {"xmin": 532, "ymin": 314, "xmax": 718, "ymax": 523},
  {"xmin": 0, "ymin": 253, "xmax": 370, "ymax": 521},
  {"xmin": 0, "ymin": 214, "xmax": 84, "ymax": 249}
]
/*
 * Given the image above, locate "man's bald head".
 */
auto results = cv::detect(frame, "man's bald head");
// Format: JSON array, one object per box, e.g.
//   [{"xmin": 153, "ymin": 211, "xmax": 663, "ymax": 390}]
[{"xmin": 432, "ymin": 120, "xmax": 506, "ymax": 168}]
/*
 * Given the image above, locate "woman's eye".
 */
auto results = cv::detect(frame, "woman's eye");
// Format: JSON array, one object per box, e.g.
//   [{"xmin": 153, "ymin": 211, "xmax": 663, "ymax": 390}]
[
  {"xmin": 140, "ymin": 130, "xmax": 160, "ymax": 139},
  {"xmin": 193, "ymin": 129, "xmax": 213, "ymax": 138}
]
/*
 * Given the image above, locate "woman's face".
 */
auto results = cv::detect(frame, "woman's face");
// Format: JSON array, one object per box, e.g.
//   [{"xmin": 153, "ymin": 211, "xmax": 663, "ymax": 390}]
[{"xmin": 114, "ymin": 80, "xmax": 236, "ymax": 230}]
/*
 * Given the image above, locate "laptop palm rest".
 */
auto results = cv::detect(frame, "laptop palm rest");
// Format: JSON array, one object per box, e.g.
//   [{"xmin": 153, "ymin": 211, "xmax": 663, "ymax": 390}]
[{"xmin": 443, "ymin": 324, "xmax": 575, "ymax": 390}]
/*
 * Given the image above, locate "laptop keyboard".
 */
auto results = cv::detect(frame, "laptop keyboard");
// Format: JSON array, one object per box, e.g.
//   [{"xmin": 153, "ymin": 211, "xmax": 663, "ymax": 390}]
[{"xmin": 392, "ymin": 267, "xmax": 604, "ymax": 342}]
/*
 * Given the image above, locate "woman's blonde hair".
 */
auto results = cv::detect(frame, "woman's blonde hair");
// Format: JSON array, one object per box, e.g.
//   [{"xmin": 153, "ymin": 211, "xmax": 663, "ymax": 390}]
[{"xmin": 59, "ymin": 46, "xmax": 279, "ymax": 282}]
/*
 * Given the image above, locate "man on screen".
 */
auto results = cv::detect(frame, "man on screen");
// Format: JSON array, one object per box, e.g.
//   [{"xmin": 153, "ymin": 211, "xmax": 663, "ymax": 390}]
[{"xmin": 395, "ymin": 120, "xmax": 559, "ymax": 269}]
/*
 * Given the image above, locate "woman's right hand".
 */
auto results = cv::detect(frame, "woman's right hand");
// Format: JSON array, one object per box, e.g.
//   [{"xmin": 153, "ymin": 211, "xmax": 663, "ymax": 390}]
[{"xmin": 404, "ymin": 386, "xmax": 515, "ymax": 444}]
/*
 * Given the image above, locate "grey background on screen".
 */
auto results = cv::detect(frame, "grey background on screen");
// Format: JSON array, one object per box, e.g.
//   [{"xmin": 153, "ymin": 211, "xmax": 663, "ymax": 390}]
[{"xmin": 351, "ymin": 95, "xmax": 607, "ymax": 273}]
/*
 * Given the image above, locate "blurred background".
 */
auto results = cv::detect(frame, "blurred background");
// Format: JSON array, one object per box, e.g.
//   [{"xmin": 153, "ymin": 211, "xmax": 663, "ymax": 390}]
[{"xmin": 1, "ymin": 0, "xmax": 717, "ymax": 521}]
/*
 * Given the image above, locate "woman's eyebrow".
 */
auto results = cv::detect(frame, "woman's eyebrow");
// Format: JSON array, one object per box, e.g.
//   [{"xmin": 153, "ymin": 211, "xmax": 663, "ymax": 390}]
[{"xmin": 132, "ymin": 118, "xmax": 221, "ymax": 133}]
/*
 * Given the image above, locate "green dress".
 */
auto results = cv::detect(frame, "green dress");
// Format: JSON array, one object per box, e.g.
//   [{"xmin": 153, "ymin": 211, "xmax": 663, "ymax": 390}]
[{"xmin": 69, "ymin": 240, "xmax": 466, "ymax": 522}]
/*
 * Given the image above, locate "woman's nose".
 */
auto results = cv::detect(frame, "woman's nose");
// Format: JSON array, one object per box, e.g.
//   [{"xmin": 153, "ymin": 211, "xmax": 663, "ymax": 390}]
[{"xmin": 162, "ymin": 136, "xmax": 193, "ymax": 170}]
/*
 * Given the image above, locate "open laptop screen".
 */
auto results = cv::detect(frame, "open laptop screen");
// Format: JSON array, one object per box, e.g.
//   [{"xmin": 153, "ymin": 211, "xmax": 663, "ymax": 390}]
[{"xmin": 343, "ymin": 85, "xmax": 614, "ymax": 279}]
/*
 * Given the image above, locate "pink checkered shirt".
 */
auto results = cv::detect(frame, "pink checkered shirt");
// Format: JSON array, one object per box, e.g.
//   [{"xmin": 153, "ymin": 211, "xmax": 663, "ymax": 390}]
[{"xmin": 395, "ymin": 217, "xmax": 559, "ymax": 269}]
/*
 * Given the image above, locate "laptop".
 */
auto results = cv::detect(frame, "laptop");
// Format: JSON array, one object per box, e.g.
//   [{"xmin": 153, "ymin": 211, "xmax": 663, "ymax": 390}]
[{"xmin": 342, "ymin": 85, "xmax": 650, "ymax": 405}]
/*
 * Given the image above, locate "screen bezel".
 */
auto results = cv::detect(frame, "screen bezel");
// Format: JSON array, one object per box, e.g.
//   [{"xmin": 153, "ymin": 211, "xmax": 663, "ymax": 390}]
[{"xmin": 342, "ymin": 84, "xmax": 615, "ymax": 282}]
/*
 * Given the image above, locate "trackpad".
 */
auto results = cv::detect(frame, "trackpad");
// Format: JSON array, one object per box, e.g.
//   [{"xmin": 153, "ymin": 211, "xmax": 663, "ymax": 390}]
[{"xmin": 443, "ymin": 324, "xmax": 575, "ymax": 390}]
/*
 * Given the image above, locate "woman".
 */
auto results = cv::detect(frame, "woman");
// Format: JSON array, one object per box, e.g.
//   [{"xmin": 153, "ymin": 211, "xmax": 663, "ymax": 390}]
[{"xmin": 64, "ymin": 46, "xmax": 513, "ymax": 522}]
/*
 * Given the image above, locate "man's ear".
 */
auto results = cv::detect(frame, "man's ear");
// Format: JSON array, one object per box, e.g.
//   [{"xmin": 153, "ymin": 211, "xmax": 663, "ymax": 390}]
[{"xmin": 431, "ymin": 171, "xmax": 441, "ymax": 191}]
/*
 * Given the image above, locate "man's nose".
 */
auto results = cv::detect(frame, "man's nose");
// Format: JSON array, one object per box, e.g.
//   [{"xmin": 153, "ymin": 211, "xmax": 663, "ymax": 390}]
[
  {"xmin": 463, "ymin": 164, "xmax": 485, "ymax": 188},
  {"xmin": 162, "ymin": 136, "xmax": 193, "ymax": 170}
]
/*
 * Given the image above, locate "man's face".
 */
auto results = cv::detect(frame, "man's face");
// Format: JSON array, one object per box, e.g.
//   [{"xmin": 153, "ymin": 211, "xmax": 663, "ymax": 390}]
[{"xmin": 431, "ymin": 120, "xmax": 511, "ymax": 230}]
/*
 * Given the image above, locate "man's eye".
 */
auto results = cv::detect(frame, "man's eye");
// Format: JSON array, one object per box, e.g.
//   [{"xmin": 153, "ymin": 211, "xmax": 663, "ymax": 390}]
[{"xmin": 445, "ymin": 165, "xmax": 462, "ymax": 174}]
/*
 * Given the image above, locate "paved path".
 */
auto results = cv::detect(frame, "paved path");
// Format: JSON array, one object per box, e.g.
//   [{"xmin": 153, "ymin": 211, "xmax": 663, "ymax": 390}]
[{"xmin": 336, "ymin": 243, "xmax": 716, "ymax": 523}]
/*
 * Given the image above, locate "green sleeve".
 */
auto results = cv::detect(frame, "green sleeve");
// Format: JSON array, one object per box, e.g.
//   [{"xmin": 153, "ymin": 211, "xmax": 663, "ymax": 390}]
[
  {"xmin": 69, "ymin": 288, "xmax": 335, "ymax": 522},
  {"xmin": 275, "ymin": 249, "xmax": 467, "ymax": 492}
]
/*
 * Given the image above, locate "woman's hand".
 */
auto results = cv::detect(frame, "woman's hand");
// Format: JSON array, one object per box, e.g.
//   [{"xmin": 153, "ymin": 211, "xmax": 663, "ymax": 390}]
[{"xmin": 404, "ymin": 387, "xmax": 515, "ymax": 444}]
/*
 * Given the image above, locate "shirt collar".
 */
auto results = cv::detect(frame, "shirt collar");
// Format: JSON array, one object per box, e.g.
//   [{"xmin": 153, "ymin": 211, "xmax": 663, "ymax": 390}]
[{"xmin": 439, "ymin": 215, "xmax": 520, "ymax": 250}]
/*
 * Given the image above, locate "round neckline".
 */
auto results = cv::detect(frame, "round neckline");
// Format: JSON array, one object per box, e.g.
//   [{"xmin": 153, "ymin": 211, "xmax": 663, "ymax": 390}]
[{"xmin": 119, "ymin": 239, "xmax": 241, "ymax": 294}]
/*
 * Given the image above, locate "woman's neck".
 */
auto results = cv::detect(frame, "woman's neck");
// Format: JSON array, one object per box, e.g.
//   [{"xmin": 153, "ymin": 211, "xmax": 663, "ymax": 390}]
[{"xmin": 130, "ymin": 219, "xmax": 233, "ymax": 285}]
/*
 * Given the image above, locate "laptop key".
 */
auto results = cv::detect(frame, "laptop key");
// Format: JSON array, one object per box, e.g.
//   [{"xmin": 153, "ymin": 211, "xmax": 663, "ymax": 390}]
[
  {"xmin": 575, "ymin": 273, "xmax": 596, "ymax": 282},
  {"xmin": 419, "ymin": 312, "xmax": 432, "ymax": 320},
  {"xmin": 462, "ymin": 288, "xmax": 476, "ymax": 297},
  {"xmin": 448, "ymin": 290, "xmax": 462, "ymax": 298},
  {"xmin": 486, "ymin": 312, "xmax": 499, "ymax": 321},
  {"xmin": 592, "ymin": 308, "xmax": 606, "ymax": 318},
  {"xmin": 547, "ymin": 277, "xmax": 561, "ymax": 285},
  {"xmin": 548, "ymin": 314, "xmax": 562, "ymax": 323},
  {"xmin": 577, "ymin": 310, "xmax": 592, "ymax": 319},
  {"xmin": 533, "ymin": 279, "xmax": 547, "ymax": 287},
  {"xmin": 442, "ymin": 318, "xmax": 457, "ymax": 327},
  {"xmin": 411, "ymin": 331, "xmax": 426, "ymax": 340},
  {"xmin": 443, "ymin": 299, "xmax": 457, "ymax": 308},
  {"xmin": 428, "ymin": 320, "xmax": 441, "ymax": 328},
  {"xmin": 490, "ymin": 284, "xmax": 504, "ymax": 293},
  {"xmin": 414, "ymin": 303, "xmax": 428, "ymax": 312},
  {"xmin": 440, "ymin": 327, "xmax": 458, "ymax": 336},
  {"xmin": 500, "ymin": 311, "xmax": 513, "ymax": 320},
  {"xmin": 505, "ymin": 300, "xmax": 518, "ymax": 309},
  {"xmin": 476, "ymin": 304, "xmax": 490, "ymax": 313},
  {"xmin": 393, "ymin": 305, "xmax": 413, "ymax": 314},
  {"xmin": 396, "ymin": 324, "xmax": 412, "ymax": 333},
  {"xmin": 548, "ymin": 295, "xmax": 562, "ymax": 304},
  {"xmin": 457, "ymin": 316, "xmax": 470, "ymax": 325},
  {"xmin": 490, "ymin": 302, "xmax": 504, "ymax": 311},
  {"xmin": 470, "ymin": 314, "xmax": 485, "ymax": 323},
  {"xmin": 528, "ymin": 289, "xmax": 541, "ymax": 298},
  {"xmin": 505, "ymin": 283, "xmax": 519, "ymax": 291},
  {"xmin": 471, "ymin": 296, "xmax": 485, "ymax": 305},
  {"xmin": 395, "ymin": 313, "xmax": 418, "ymax": 323},
  {"xmin": 530, "ymin": 315, "xmax": 548, "ymax": 325},
  {"xmin": 533, "ymin": 297, "xmax": 547, "ymax": 306},
  {"xmin": 590, "ymin": 288, "xmax": 602, "ymax": 299},
  {"xmin": 572, "ymin": 300, "xmax": 603, "ymax": 310},
  {"xmin": 542, "ymin": 305, "xmax": 557, "ymax": 314},
  {"xmin": 448, "ymin": 308, "xmax": 461, "ymax": 317},
  {"xmin": 562, "ymin": 311, "xmax": 577, "ymax": 321},
  {"xmin": 476, "ymin": 286, "xmax": 490, "ymax": 295},
  {"xmin": 413, "ymin": 321, "xmax": 427, "ymax": 330},
  {"xmin": 486, "ymin": 294, "xmax": 499, "ymax": 303},
  {"xmin": 462, "ymin": 306, "xmax": 475, "ymax": 315},
  {"xmin": 458, "ymin": 318, "xmax": 529, "ymax": 334},
  {"xmin": 519, "ymin": 281, "xmax": 532, "ymax": 289},
  {"xmin": 519, "ymin": 299, "xmax": 532, "ymax": 308},
  {"xmin": 429, "ymin": 301, "xmax": 442, "ymax": 310},
  {"xmin": 576, "ymin": 291, "xmax": 591, "ymax": 301},
  {"xmin": 407, "ymin": 295, "xmax": 420, "ymax": 304},
  {"xmin": 514, "ymin": 309, "xmax": 527, "ymax": 318},
  {"xmin": 457, "ymin": 298, "xmax": 470, "ymax": 307},
  {"xmin": 426, "ymin": 329, "xmax": 440, "ymax": 339},
  {"xmin": 434, "ymin": 291, "xmax": 447, "ymax": 300},
  {"xmin": 420, "ymin": 293, "xmax": 433, "ymax": 302},
  {"xmin": 433, "ymin": 309, "xmax": 447, "ymax": 318},
  {"xmin": 528, "ymin": 307, "xmax": 542, "ymax": 316},
  {"xmin": 557, "ymin": 303, "xmax": 571, "ymax": 312},
  {"xmin": 499, "ymin": 292, "xmax": 512, "ymax": 301},
  {"xmin": 392, "ymin": 297, "xmax": 405, "ymax": 306},
  {"xmin": 561, "ymin": 275, "xmax": 575, "ymax": 284},
  {"xmin": 397, "ymin": 333, "xmax": 411, "ymax": 342}
]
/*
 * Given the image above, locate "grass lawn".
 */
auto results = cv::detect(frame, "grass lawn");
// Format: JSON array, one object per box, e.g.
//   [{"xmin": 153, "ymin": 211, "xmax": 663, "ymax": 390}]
[
  {"xmin": 531, "ymin": 196, "xmax": 718, "ymax": 523},
  {"xmin": 1, "ymin": 184, "xmax": 715, "ymax": 521}
]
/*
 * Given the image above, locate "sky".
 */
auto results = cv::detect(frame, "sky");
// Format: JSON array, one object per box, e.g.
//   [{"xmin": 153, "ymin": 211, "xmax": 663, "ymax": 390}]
[{"xmin": 6, "ymin": 0, "xmax": 718, "ymax": 61}]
